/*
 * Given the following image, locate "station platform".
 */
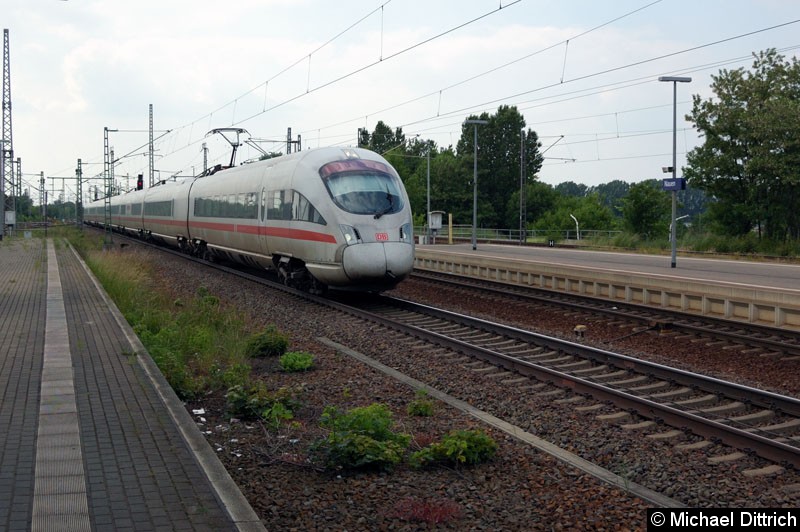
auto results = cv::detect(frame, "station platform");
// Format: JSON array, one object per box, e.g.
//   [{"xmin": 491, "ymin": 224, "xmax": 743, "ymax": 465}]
[
  {"xmin": 0, "ymin": 238, "xmax": 263, "ymax": 531},
  {"xmin": 414, "ymin": 243, "xmax": 800, "ymax": 329}
]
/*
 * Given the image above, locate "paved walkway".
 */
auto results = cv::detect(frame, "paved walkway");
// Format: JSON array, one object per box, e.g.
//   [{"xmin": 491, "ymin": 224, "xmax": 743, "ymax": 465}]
[{"xmin": 0, "ymin": 237, "xmax": 263, "ymax": 531}]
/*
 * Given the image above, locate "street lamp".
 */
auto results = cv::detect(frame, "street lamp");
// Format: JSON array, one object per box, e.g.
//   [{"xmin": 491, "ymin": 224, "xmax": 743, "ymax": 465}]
[
  {"xmin": 569, "ymin": 214, "xmax": 579, "ymax": 240},
  {"xmin": 670, "ymin": 214, "xmax": 689, "ymax": 241},
  {"xmin": 464, "ymin": 119, "xmax": 488, "ymax": 251},
  {"xmin": 659, "ymin": 75, "xmax": 691, "ymax": 268}
]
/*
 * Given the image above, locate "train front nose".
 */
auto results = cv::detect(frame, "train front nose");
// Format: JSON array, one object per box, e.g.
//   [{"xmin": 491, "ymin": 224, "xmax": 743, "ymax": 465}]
[{"xmin": 342, "ymin": 242, "xmax": 414, "ymax": 286}]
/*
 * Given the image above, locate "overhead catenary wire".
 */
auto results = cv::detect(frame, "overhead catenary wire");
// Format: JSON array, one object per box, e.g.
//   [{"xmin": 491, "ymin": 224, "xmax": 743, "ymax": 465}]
[
  {"xmin": 303, "ymin": 0, "xmax": 665, "ymax": 135},
  {"xmin": 127, "ymin": 0, "xmax": 523, "ymax": 178},
  {"xmin": 108, "ymin": 4, "xmax": 798, "ymax": 184}
]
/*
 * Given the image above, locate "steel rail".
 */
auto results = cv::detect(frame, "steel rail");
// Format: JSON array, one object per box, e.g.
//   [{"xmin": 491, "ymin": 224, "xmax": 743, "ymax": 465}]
[
  {"xmin": 410, "ymin": 271, "xmax": 800, "ymax": 357},
  {"xmin": 358, "ymin": 296, "xmax": 800, "ymax": 468},
  {"xmin": 98, "ymin": 230, "xmax": 800, "ymax": 468}
]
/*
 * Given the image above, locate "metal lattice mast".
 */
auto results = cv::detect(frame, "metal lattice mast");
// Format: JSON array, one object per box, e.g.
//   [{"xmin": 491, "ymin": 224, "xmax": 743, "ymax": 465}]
[
  {"xmin": 15, "ymin": 157, "xmax": 21, "ymax": 197},
  {"xmin": 149, "ymin": 104, "xmax": 154, "ymax": 187},
  {"xmin": 2, "ymin": 29, "xmax": 15, "ymax": 240},
  {"xmin": 103, "ymin": 127, "xmax": 113, "ymax": 247},
  {"xmin": 75, "ymin": 158, "xmax": 83, "ymax": 228}
]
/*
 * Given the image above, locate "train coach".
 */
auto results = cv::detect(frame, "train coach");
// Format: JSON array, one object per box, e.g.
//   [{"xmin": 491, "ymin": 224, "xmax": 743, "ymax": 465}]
[{"xmin": 84, "ymin": 147, "xmax": 415, "ymax": 293}]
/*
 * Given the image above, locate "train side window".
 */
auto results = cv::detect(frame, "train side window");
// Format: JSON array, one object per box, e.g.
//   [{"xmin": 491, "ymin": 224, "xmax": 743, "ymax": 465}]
[
  {"xmin": 267, "ymin": 190, "xmax": 281, "ymax": 220},
  {"xmin": 245, "ymin": 192, "xmax": 257, "ymax": 219},
  {"xmin": 291, "ymin": 190, "xmax": 326, "ymax": 225}
]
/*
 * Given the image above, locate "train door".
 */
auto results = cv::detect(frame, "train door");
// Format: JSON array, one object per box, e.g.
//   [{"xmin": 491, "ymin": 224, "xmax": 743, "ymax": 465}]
[{"xmin": 259, "ymin": 186, "xmax": 270, "ymax": 258}]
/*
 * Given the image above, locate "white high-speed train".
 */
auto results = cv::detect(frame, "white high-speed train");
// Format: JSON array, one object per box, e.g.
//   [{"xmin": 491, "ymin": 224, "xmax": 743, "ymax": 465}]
[{"xmin": 84, "ymin": 147, "xmax": 415, "ymax": 292}]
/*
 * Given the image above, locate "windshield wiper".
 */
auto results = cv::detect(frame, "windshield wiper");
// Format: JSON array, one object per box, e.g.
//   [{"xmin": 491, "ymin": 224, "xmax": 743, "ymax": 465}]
[{"xmin": 374, "ymin": 190, "xmax": 394, "ymax": 219}]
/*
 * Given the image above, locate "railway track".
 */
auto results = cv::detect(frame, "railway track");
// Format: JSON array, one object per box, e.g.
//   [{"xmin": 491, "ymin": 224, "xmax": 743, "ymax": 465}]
[
  {"xmin": 345, "ymin": 295, "xmax": 800, "ymax": 469},
  {"xmin": 410, "ymin": 270, "xmax": 800, "ymax": 359},
  {"xmin": 99, "ymin": 231, "xmax": 800, "ymax": 470}
]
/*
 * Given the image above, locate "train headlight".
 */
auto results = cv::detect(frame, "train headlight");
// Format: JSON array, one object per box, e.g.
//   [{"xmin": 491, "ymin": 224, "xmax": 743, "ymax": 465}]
[
  {"xmin": 399, "ymin": 223, "xmax": 413, "ymax": 243},
  {"xmin": 340, "ymin": 224, "xmax": 361, "ymax": 245}
]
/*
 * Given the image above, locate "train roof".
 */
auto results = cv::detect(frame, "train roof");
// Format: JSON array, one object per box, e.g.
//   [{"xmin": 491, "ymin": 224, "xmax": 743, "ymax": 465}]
[{"xmin": 84, "ymin": 146, "xmax": 392, "ymax": 208}]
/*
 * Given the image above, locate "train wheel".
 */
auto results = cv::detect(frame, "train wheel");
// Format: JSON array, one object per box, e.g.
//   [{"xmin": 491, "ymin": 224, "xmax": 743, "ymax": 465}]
[
  {"xmin": 309, "ymin": 278, "xmax": 327, "ymax": 296},
  {"xmin": 278, "ymin": 264, "xmax": 291, "ymax": 286}
]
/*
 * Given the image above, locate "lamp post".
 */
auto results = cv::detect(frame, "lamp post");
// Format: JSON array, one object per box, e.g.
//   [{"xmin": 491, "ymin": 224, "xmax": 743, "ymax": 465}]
[
  {"xmin": 464, "ymin": 119, "xmax": 488, "ymax": 251},
  {"xmin": 426, "ymin": 145, "xmax": 431, "ymax": 244},
  {"xmin": 659, "ymin": 75, "xmax": 691, "ymax": 268},
  {"xmin": 569, "ymin": 214, "xmax": 579, "ymax": 240},
  {"xmin": 670, "ymin": 214, "xmax": 689, "ymax": 241}
]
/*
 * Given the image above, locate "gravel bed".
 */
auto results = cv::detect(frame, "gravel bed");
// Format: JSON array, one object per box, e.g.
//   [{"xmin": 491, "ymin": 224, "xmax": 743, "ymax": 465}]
[{"xmin": 131, "ymin": 246, "xmax": 800, "ymax": 529}]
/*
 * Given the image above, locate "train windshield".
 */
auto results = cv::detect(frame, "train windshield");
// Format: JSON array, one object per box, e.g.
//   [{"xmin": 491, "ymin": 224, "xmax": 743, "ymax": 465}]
[{"xmin": 320, "ymin": 159, "xmax": 404, "ymax": 217}]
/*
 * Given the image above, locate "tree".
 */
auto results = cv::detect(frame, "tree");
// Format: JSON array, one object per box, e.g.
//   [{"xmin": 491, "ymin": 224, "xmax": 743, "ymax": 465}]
[
  {"xmin": 533, "ymin": 193, "xmax": 616, "ymax": 236},
  {"xmin": 555, "ymin": 181, "xmax": 588, "ymax": 198},
  {"xmin": 366, "ymin": 121, "xmax": 406, "ymax": 156},
  {"xmin": 590, "ymin": 180, "xmax": 630, "ymax": 218},
  {"xmin": 457, "ymin": 106, "xmax": 543, "ymax": 228},
  {"xmin": 685, "ymin": 49, "xmax": 800, "ymax": 240},
  {"xmin": 506, "ymin": 181, "xmax": 560, "ymax": 230},
  {"xmin": 620, "ymin": 180, "xmax": 671, "ymax": 239}
]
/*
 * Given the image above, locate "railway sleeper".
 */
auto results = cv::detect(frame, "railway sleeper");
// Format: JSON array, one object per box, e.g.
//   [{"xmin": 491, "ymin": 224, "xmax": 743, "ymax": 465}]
[
  {"xmin": 523, "ymin": 349, "xmax": 562, "ymax": 360},
  {"xmin": 552, "ymin": 359, "xmax": 592, "ymax": 370},
  {"xmin": 747, "ymin": 417, "xmax": 800, "ymax": 435},
  {"xmin": 628, "ymin": 380, "xmax": 671, "ymax": 392},
  {"xmin": 481, "ymin": 338, "xmax": 521, "ymax": 349},
  {"xmin": 588, "ymin": 369, "xmax": 629, "ymax": 381},
  {"xmin": 620, "ymin": 420, "xmax": 657, "ymax": 430},
  {"xmin": 695, "ymin": 400, "xmax": 747, "ymax": 415},
  {"xmin": 505, "ymin": 346, "xmax": 545, "ymax": 356},
  {"xmin": 570, "ymin": 364, "xmax": 609, "ymax": 375},
  {"xmin": 726, "ymin": 409, "xmax": 775, "ymax": 426},
  {"xmin": 457, "ymin": 331, "xmax": 495, "ymax": 341},
  {"xmin": 646, "ymin": 429, "xmax": 685, "ymax": 440},
  {"xmin": 596, "ymin": 411, "xmax": 632, "ymax": 424},
  {"xmin": 742, "ymin": 464, "xmax": 785, "ymax": 477},
  {"xmin": 535, "ymin": 355, "xmax": 574, "ymax": 365},
  {"xmin": 536, "ymin": 388, "xmax": 566, "ymax": 398},
  {"xmin": 427, "ymin": 324, "xmax": 465, "ymax": 333},
  {"xmin": 484, "ymin": 370, "xmax": 514, "ymax": 379},
  {"xmin": 675, "ymin": 439, "xmax": 714, "ymax": 451},
  {"xmin": 707, "ymin": 452, "xmax": 746, "ymax": 464},
  {"xmin": 673, "ymin": 393, "xmax": 719, "ymax": 408},
  {"xmin": 646, "ymin": 386, "xmax": 693, "ymax": 400},
  {"xmin": 605, "ymin": 375, "xmax": 650, "ymax": 386},
  {"xmin": 553, "ymin": 395, "xmax": 585, "ymax": 405}
]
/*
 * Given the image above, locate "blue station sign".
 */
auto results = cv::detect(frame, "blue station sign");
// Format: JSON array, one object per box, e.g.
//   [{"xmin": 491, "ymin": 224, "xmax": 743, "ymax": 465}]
[{"xmin": 662, "ymin": 178, "xmax": 686, "ymax": 191}]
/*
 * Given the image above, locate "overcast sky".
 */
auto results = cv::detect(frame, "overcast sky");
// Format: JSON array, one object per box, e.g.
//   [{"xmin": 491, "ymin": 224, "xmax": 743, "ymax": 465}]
[{"xmin": 3, "ymin": 0, "xmax": 799, "ymax": 203}]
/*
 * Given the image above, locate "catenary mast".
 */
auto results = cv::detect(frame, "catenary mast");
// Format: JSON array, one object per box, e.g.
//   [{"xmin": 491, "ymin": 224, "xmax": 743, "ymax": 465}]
[{"xmin": 2, "ymin": 29, "xmax": 15, "ymax": 240}]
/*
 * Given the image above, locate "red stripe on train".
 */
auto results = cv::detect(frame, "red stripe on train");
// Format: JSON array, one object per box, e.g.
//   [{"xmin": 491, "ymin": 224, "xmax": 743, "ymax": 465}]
[
  {"xmin": 98, "ymin": 217, "xmax": 337, "ymax": 244},
  {"xmin": 188, "ymin": 221, "xmax": 337, "ymax": 244}
]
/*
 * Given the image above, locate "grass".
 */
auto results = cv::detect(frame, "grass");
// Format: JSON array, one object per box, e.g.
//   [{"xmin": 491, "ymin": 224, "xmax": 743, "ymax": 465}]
[{"xmin": 65, "ymin": 228, "xmax": 254, "ymax": 398}]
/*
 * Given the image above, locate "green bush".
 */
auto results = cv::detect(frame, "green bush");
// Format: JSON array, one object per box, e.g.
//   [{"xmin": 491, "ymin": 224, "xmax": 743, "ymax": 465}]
[
  {"xmin": 406, "ymin": 390, "xmax": 434, "ymax": 417},
  {"xmin": 215, "ymin": 362, "xmax": 252, "ymax": 390},
  {"xmin": 280, "ymin": 351, "xmax": 314, "ymax": 372},
  {"xmin": 245, "ymin": 325, "xmax": 289, "ymax": 358},
  {"xmin": 410, "ymin": 429, "xmax": 497, "ymax": 468},
  {"xmin": 314, "ymin": 403, "xmax": 411, "ymax": 470},
  {"xmin": 262, "ymin": 402, "xmax": 294, "ymax": 430},
  {"xmin": 225, "ymin": 380, "xmax": 300, "ymax": 423}
]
